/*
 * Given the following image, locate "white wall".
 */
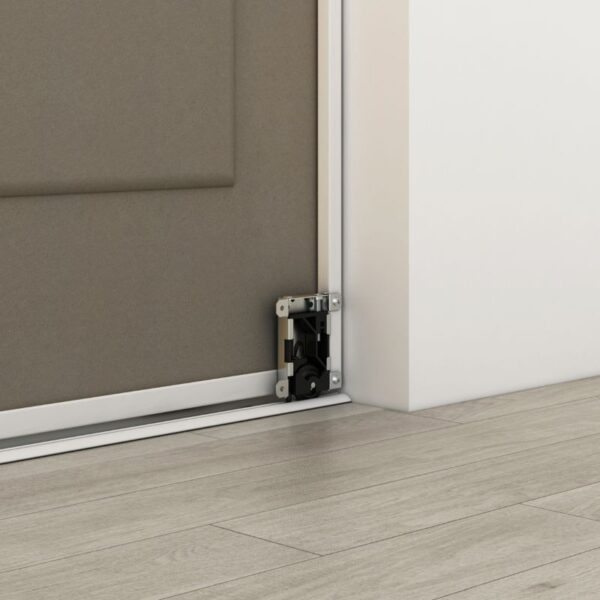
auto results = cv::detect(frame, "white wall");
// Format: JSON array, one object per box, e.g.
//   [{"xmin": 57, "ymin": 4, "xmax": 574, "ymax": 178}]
[
  {"xmin": 345, "ymin": 0, "xmax": 600, "ymax": 411},
  {"xmin": 344, "ymin": 0, "xmax": 410, "ymax": 410}
]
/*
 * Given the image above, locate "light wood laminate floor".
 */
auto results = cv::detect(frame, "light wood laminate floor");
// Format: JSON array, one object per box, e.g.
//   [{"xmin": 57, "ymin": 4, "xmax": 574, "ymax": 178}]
[{"xmin": 3, "ymin": 377, "xmax": 600, "ymax": 599}]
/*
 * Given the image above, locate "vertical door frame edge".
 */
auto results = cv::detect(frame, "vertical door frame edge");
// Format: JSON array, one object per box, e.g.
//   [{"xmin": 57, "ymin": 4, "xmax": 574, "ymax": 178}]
[
  {"xmin": 318, "ymin": 0, "xmax": 343, "ymax": 380},
  {"xmin": 0, "ymin": 0, "xmax": 349, "ymax": 460}
]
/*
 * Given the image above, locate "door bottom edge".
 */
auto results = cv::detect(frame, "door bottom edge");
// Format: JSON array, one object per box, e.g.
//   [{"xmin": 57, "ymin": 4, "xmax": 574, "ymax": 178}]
[{"xmin": 0, "ymin": 370, "xmax": 279, "ymax": 440}]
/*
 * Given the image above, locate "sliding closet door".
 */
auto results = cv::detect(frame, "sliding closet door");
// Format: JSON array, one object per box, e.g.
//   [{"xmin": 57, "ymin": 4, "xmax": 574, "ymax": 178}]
[{"xmin": 0, "ymin": 0, "xmax": 317, "ymax": 410}]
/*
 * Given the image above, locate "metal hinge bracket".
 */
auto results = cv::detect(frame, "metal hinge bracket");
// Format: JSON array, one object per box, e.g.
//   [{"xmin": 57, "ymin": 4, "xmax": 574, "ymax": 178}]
[{"xmin": 275, "ymin": 292, "xmax": 342, "ymax": 401}]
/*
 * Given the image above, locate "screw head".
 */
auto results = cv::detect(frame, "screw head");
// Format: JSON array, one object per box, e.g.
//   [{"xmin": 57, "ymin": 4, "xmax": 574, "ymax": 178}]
[{"xmin": 331, "ymin": 375, "xmax": 340, "ymax": 385}]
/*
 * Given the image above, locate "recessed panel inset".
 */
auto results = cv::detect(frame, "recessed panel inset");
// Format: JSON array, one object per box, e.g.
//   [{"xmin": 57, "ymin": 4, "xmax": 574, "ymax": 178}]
[{"xmin": 0, "ymin": 0, "xmax": 235, "ymax": 197}]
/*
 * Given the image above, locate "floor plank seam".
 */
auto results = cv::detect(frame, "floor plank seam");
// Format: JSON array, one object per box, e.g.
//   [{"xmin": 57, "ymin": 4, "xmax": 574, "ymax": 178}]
[
  {"xmin": 412, "ymin": 413, "xmax": 464, "ymax": 424},
  {"xmin": 521, "ymin": 502, "xmax": 600, "ymax": 525},
  {"xmin": 522, "ymin": 478, "xmax": 600, "ymax": 508},
  {"xmin": 209, "ymin": 524, "xmax": 322, "ymax": 557},
  {"xmin": 0, "ymin": 521, "xmax": 234, "ymax": 577},
  {"xmin": 431, "ymin": 544, "xmax": 600, "ymax": 600},
  {"xmin": 426, "ymin": 392, "xmax": 600, "ymax": 425},
  {"xmin": 157, "ymin": 555, "xmax": 323, "ymax": 600},
  {"xmin": 420, "ymin": 415, "xmax": 464, "ymax": 424},
  {"xmin": 249, "ymin": 503, "xmax": 536, "ymax": 560}
]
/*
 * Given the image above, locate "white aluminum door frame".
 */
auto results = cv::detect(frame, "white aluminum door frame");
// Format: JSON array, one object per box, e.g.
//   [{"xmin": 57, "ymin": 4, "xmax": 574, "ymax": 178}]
[{"xmin": 0, "ymin": 0, "xmax": 347, "ymax": 462}]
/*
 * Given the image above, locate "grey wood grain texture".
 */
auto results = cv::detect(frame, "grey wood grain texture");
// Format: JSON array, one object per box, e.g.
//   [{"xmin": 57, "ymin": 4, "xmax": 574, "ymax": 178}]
[
  {"xmin": 527, "ymin": 481, "xmax": 600, "ymax": 520},
  {"xmin": 5, "ymin": 380, "xmax": 600, "ymax": 597},
  {"xmin": 418, "ymin": 376, "xmax": 600, "ymax": 423},
  {"xmin": 0, "ymin": 420, "xmax": 453, "ymax": 570},
  {"xmin": 217, "ymin": 432, "xmax": 600, "ymax": 554},
  {"xmin": 0, "ymin": 525, "xmax": 312, "ymax": 600},
  {"xmin": 176, "ymin": 506, "xmax": 600, "ymax": 600},
  {"xmin": 202, "ymin": 402, "xmax": 379, "ymax": 439},
  {"xmin": 445, "ymin": 547, "xmax": 600, "ymax": 599},
  {"xmin": 4, "ymin": 400, "xmax": 600, "ymax": 571},
  {"xmin": 0, "ymin": 410, "xmax": 448, "ymax": 519}
]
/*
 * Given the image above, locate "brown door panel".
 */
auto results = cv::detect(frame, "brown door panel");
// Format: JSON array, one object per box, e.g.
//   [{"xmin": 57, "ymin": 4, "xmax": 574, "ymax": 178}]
[{"xmin": 0, "ymin": 0, "xmax": 317, "ymax": 410}]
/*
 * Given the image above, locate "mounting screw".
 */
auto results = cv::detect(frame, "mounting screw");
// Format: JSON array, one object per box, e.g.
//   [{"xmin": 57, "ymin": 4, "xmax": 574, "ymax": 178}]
[
  {"xmin": 276, "ymin": 300, "xmax": 290, "ymax": 318},
  {"xmin": 330, "ymin": 371, "xmax": 342, "ymax": 388},
  {"xmin": 276, "ymin": 380, "xmax": 289, "ymax": 398},
  {"xmin": 329, "ymin": 294, "xmax": 342, "ymax": 311}
]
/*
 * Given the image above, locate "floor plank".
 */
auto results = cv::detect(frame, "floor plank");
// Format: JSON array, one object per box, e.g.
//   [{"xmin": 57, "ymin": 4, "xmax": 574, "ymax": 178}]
[
  {"xmin": 445, "ymin": 547, "xmax": 600, "ymax": 599},
  {"xmin": 527, "ymin": 481, "xmax": 600, "ymax": 520},
  {"xmin": 201, "ymin": 402, "xmax": 379, "ymax": 439},
  {"xmin": 418, "ymin": 376, "xmax": 600, "ymax": 423},
  {"xmin": 0, "ymin": 409, "xmax": 448, "ymax": 519},
  {"xmin": 175, "ymin": 506, "xmax": 600, "ymax": 600},
  {"xmin": 217, "ymin": 432, "xmax": 600, "ymax": 554},
  {"xmin": 3, "ymin": 399, "xmax": 600, "ymax": 570},
  {"xmin": 0, "ymin": 526, "xmax": 312, "ymax": 600}
]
